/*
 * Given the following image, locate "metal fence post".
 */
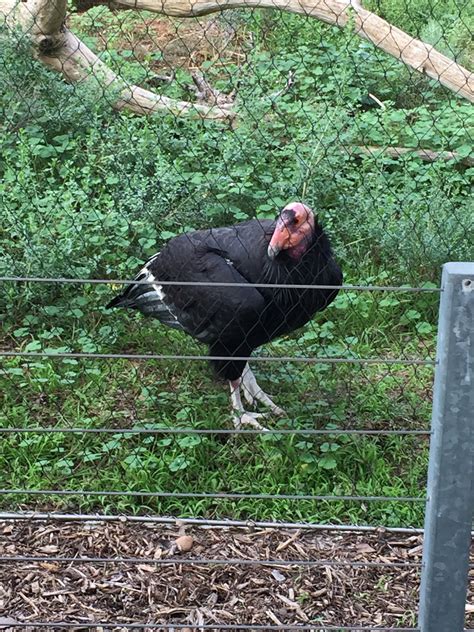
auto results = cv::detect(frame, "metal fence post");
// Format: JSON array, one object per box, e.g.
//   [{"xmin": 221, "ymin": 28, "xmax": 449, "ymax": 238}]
[{"xmin": 419, "ymin": 262, "xmax": 474, "ymax": 632}]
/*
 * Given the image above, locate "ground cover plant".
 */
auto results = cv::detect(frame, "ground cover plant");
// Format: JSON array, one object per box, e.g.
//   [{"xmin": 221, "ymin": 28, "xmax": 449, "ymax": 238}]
[{"xmin": 1, "ymin": 1, "xmax": 473, "ymax": 527}]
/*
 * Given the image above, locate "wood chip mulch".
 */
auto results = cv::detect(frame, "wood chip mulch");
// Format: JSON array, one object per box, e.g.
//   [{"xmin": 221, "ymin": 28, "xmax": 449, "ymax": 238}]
[{"xmin": 0, "ymin": 520, "xmax": 472, "ymax": 630}]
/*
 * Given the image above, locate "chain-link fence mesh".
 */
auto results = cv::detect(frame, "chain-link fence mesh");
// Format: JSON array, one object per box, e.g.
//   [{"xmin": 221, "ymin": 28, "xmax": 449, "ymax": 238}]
[{"xmin": 0, "ymin": 0, "xmax": 473, "ymax": 629}]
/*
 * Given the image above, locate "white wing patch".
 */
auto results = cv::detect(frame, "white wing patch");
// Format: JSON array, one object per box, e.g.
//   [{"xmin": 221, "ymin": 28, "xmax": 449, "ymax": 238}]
[{"xmin": 139, "ymin": 259, "xmax": 180, "ymax": 325}]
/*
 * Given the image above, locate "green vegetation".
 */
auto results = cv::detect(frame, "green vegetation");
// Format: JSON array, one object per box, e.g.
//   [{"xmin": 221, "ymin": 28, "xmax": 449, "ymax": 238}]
[{"xmin": 0, "ymin": 2, "xmax": 473, "ymax": 526}]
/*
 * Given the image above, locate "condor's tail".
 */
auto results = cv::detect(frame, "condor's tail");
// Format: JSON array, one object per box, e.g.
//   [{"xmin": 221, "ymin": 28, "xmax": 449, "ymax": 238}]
[{"xmin": 106, "ymin": 265, "xmax": 183, "ymax": 331}]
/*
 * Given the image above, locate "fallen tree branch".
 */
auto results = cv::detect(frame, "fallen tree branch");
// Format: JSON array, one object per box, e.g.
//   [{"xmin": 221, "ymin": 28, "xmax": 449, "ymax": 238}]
[
  {"xmin": 268, "ymin": 70, "xmax": 296, "ymax": 100},
  {"xmin": 189, "ymin": 71, "xmax": 236, "ymax": 106},
  {"xmin": 0, "ymin": 0, "xmax": 234, "ymax": 120},
  {"xmin": 113, "ymin": 0, "xmax": 474, "ymax": 103},
  {"xmin": 26, "ymin": 0, "xmax": 67, "ymax": 49},
  {"xmin": 348, "ymin": 145, "xmax": 474, "ymax": 166},
  {"xmin": 1, "ymin": 0, "xmax": 472, "ymax": 125},
  {"xmin": 44, "ymin": 29, "xmax": 234, "ymax": 119}
]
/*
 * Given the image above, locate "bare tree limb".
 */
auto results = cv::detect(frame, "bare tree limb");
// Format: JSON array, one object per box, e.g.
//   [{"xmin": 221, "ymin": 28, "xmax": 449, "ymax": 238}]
[
  {"xmin": 189, "ymin": 71, "xmax": 236, "ymax": 106},
  {"xmin": 2, "ymin": 0, "xmax": 67, "ymax": 49},
  {"xmin": 348, "ymin": 145, "xmax": 474, "ymax": 167},
  {"xmin": 368, "ymin": 93, "xmax": 385, "ymax": 109},
  {"xmin": 43, "ymin": 29, "xmax": 234, "ymax": 118},
  {"xmin": 1, "ymin": 0, "xmax": 473, "ymax": 125},
  {"xmin": 0, "ymin": 0, "xmax": 234, "ymax": 120},
  {"xmin": 28, "ymin": 0, "xmax": 67, "ymax": 46},
  {"xmin": 112, "ymin": 0, "xmax": 474, "ymax": 103}
]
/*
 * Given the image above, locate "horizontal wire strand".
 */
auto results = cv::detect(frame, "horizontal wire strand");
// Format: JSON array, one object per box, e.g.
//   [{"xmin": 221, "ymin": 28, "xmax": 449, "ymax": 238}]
[
  {"xmin": 0, "ymin": 623, "xmax": 425, "ymax": 631},
  {"xmin": 0, "ymin": 275, "xmax": 442, "ymax": 292},
  {"xmin": 0, "ymin": 351, "xmax": 436, "ymax": 365},
  {"xmin": 0, "ymin": 427, "xmax": 431, "ymax": 436},
  {"xmin": 0, "ymin": 512, "xmax": 426, "ymax": 533},
  {"xmin": 0, "ymin": 555, "xmax": 422, "ymax": 568},
  {"xmin": 0, "ymin": 489, "xmax": 425, "ymax": 502},
  {"xmin": 1, "ymin": 275, "xmax": 436, "ymax": 367}
]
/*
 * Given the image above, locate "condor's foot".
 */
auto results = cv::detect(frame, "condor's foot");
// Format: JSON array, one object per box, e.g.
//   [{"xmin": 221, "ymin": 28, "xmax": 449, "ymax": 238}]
[
  {"xmin": 232, "ymin": 411, "xmax": 269, "ymax": 431},
  {"xmin": 229, "ymin": 366, "xmax": 288, "ymax": 431},
  {"xmin": 229, "ymin": 378, "xmax": 269, "ymax": 432},
  {"xmin": 240, "ymin": 363, "xmax": 287, "ymax": 417}
]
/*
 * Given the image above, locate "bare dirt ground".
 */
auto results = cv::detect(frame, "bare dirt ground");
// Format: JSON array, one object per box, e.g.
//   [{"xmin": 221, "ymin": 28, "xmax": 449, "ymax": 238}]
[
  {"xmin": 70, "ymin": 11, "xmax": 248, "ymax": 74},
  {"xmin": 0, "ymin": 520, "xmax": 473, "ymax": 630}
]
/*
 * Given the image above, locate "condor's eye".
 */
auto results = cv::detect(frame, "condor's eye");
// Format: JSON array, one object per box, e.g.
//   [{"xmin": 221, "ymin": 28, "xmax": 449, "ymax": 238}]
[{"xmin": 280, "ymin": 211, "xmax": 298, "ymax": 228}]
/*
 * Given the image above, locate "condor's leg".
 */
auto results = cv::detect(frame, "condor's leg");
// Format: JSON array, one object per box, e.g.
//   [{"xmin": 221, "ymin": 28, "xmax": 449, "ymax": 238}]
[
  {"xmin": 241, "ymin": 363, "xmax": 286, "ymax": 417},
  {"xmin": 229, "ymin": 379, "xmax": 268, "ymax": 431}
]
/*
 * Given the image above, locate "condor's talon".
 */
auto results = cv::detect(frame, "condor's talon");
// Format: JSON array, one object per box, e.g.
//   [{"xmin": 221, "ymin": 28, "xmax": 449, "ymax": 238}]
[
  {"xmin": 230, "ymin": 368, "xmax": 287, "ymax": 430},
  {"xmin": 270, "ymin": 404, "xmax": 287, "ymax": 418},
  {"xmin": 232, "ymin": 412, "xmax": 269, "ymax": 432},
  {"xmin": 230, "ymin": 378, "xmax": 270, "ymax": 432},
  {"xmin": 241, "ymin": 364, "xmax": 287, "ymax": 417},
  {"xmin": 242, "ymin": 389, "xmax": 256, "ymax": 408}
]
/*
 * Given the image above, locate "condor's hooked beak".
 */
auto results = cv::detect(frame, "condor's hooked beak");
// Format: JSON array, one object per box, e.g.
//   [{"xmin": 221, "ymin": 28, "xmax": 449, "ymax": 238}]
[
  {"xmin": 267, "ymin": 241, "xmax": 282, "ymax": 260},
  {"xmin": 267, "ymin": 212, "xmax": 295, "ymax": 260},
  {"xmin": 267, "ymin": 202, "xmax": 315, "ymax": 261}
]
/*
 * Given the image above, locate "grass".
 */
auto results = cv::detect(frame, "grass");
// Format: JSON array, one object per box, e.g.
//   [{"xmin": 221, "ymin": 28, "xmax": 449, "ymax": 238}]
[
  {"xmin": 1, "ymin": 1, "xmax": 471, "ymax": 528},
  {"xmin": 0, "ymin": 283, "xmax": 434, "ymax": 527}
]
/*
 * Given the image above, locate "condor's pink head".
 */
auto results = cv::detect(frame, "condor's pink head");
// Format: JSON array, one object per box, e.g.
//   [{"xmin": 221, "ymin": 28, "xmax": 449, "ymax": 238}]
[{"xmin": 267, "ymin": 202, "xmax": 315, "ymax": 261}]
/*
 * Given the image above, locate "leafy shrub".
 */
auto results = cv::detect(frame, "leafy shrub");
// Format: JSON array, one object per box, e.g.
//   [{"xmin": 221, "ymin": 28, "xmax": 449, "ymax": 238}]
[{"xmin": 1, "ymin": 11, "xmax": 473, "ymax": 307}]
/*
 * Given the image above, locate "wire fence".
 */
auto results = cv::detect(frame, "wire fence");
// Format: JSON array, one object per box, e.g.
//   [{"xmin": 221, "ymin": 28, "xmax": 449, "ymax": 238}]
[{"xmin": 1, "ymin": 0, "xmax": 473, "ymax": 630}]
